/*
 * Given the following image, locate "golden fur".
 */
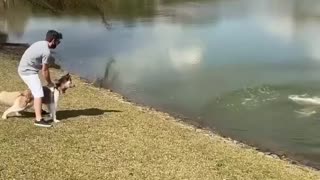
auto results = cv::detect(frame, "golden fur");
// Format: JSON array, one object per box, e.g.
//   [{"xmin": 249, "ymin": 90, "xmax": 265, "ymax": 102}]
[
  {"xmin": 0, "ymin": 90, "xmax": 33, "ymax": 107},
  {"xmin": 0, "ymin": 73, "xmax": 74, "ymax": 120}
]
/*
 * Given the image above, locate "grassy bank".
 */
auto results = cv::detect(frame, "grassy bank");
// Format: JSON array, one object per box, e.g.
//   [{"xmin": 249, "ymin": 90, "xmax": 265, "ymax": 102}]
[{"xmin": 0, "ymin": 48, "xmax": 319, "ymax": 179}]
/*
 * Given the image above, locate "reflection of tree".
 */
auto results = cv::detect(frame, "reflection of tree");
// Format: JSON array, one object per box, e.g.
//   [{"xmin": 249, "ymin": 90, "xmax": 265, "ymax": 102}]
[
  {"xmin": 0, "ymin": 31, "xmax": 8, "ymax": 43},
  {"xmin": 25, "ymin": 0, "xmax": 112, "ymax": 29},
  {"xmin": 21, "ymin": 0, "xmax": 158, "ymax": 28},
  {"xmin": 89, "ymin": 3, "xmax": 112, "ymax": 30},
  {"xmin": 161, "ymin": 0, "xmax": 211, "ymax": 5},
  {"xmin": 93, "ymin": 58, "xmax": 119, "ymax": 89},
  {"xmin": 25, "ymin": 0, "xmax": 60, "ymax": 14},
  {"xmin": 0, "ymin": 0, "xmax": 31, "ymax": 39},
  {"xmin": 2, "ymin": 0, "xmax": 15, "ymax": 9},
  {"xmin": 2, "ymin": 0, "xmax": 217, "ymax": 29},
  {"xmin": 2, "ymin": 0, "xmax": 7, "ymax": 9}
]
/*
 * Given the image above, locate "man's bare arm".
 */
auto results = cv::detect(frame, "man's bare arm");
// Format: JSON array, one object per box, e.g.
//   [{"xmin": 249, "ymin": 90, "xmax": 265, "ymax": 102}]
[{"xmin": 42, "ymin": 64, "xmax": 53, "ymax": 85}]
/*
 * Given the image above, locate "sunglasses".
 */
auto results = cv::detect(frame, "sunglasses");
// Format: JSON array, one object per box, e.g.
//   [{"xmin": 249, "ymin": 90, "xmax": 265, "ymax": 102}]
[{"xmin": 55, "ymin": 39, "xmax": 61, "ymax": 45}]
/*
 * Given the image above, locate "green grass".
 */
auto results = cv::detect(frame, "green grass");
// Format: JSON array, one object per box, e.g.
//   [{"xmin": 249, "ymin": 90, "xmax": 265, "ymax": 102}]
[{"xmin": 0, "ymin": 49, "xmax": 319, "ymax": 179}]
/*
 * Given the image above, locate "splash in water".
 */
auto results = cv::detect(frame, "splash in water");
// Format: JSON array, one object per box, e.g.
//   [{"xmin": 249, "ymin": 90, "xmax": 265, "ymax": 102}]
[{"xmin": 289, "ymin": 94, "xmax": 320, "ymax": 116}]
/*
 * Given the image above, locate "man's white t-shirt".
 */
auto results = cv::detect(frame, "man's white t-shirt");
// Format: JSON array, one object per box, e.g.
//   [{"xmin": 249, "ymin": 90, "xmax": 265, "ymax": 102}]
[{"xmin": 18, "ymin": 41, "xmax": 51, "ymax": 76}]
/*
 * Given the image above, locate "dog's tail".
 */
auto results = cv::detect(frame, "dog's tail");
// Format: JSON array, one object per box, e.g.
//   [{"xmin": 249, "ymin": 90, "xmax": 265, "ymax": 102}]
[
  {"xmin": 0, "ymin": 91, "xmax": 10, "ymax": 105},
  {"xmin": 0, "ymin": 91, "xmax": 7, "ymax": 100},
  {"xmin": 0, "ymin": 91, "xmax": 25, "ymax": 106}
]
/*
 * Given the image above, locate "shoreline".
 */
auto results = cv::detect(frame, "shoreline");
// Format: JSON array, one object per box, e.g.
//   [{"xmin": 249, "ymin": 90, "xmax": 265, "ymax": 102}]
[
  {"xmin": 84, "ymin": 74, "xmax": 320, "ymax": 171},
  {"xmin": 77, "ymin": 51, "xmax": 320, "ymax": 171},
  {"xmin": 0, "ymin": 44, "xmax": 319, "ymax": 179},
  {"xmin": 87, "ymin": 78, "xmax": 320, "ymax": 171}
]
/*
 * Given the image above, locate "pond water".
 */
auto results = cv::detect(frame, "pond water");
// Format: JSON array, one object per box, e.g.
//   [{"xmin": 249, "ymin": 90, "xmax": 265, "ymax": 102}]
[{"xmin": 2, "ymin": 0, "xmax": 320, "ymax": 168}]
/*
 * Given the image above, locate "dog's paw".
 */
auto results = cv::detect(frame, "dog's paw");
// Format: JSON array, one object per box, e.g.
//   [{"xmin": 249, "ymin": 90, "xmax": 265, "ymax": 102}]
[
  {"xmin": 1, "ymin": 115, "xmax": 7, "ymax": 120},
  {"xmin": 15, "ymin": 112, "xmax": 22, "ymax": 116},
  {"xmin": 53, "ymin": 119, "xmax": 60, "ymax": 123}
]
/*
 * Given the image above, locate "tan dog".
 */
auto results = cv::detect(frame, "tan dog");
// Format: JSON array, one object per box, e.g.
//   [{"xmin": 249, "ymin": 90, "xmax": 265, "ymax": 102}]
[
  {"xmin": 0, "ymin": 90, "xmax": 33, "ymax": 118},
  {"xmin": 1, "ymin": 73, "xmax": 74, "ymax": 121}
]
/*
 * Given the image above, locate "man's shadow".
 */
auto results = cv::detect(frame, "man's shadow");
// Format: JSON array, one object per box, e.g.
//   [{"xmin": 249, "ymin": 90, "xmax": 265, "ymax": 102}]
[{"xmin": 20, "ymin": 108, "xmax": 121, "ymax": 120}]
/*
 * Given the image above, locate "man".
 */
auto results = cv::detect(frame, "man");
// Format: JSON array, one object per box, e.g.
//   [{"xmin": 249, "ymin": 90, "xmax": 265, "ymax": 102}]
[{"xmin": 18, "ymin": 30, "xmax": 63, "ymax": 127}]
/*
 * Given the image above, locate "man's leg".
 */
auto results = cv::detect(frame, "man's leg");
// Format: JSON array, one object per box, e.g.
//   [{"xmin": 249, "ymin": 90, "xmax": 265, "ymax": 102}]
[
  {"xmin": 34, "ymin": 97, "xmax": 42, "ymax": 121},
  {"xmin": 19, "ymin": 74, "xmax": 52, "ymax": 127}
]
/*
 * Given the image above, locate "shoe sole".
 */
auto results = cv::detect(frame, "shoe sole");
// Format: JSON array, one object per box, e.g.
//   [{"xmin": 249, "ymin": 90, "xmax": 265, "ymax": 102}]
[{"xmin": 34, "ymin": 123, "xmax": 52, "ymax": 128}]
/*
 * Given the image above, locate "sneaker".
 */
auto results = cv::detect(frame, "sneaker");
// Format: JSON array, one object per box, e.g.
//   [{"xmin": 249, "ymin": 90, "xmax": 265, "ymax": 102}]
[{"xmin": 34, "ymin": 119, "xmax": 52, "ymax": 128}]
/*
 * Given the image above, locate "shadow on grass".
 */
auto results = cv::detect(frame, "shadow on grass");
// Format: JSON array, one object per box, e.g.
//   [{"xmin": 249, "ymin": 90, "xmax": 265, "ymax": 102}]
[{"xmin": 20, "ymin": 108, "xmax": 121, "ymax": 120}]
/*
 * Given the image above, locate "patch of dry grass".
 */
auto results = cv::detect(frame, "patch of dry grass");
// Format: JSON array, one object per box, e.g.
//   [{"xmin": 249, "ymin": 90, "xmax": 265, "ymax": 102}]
[{"xmin": 0, "ymin": 50, "xmax": 319, "ymax": 179}]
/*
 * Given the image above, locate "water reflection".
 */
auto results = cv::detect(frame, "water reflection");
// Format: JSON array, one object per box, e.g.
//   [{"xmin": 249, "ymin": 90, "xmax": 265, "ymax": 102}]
[
  {"xmin": 0, "ymin": 0, "xmax": 31, "ymax": 43},
  {"xmin": 3, "ymin": 0, "xmax": 320, "ymax": 169},
  {"xmin": 0, "ymin": 31, "xmax": 7, "ymax": 43}
]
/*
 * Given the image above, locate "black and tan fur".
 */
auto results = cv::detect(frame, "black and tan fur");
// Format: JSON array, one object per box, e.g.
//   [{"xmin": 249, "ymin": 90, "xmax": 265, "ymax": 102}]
[{"xmin": 0, "ymin": 73, "xmax": 74, "ymax": 122}]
